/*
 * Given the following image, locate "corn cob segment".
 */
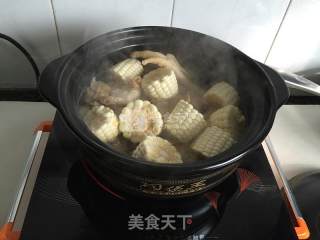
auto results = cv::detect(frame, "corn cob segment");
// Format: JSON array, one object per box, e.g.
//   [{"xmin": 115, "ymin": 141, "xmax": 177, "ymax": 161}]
[
  {"xmin": 204, "ymin": 81, "xmax": 239, "ymax": 108},
  {"xmin": 209, "ymin": 105, "xmax": 245, "ymax": 137},
  {"xmin": 133, "ymin": 51, "xmax": 203, "ymax": 96},
  {"xmin": 83, "ymin": 105, "xmax": 119, "ymax": 143},
  {"xmin": 142, "ymin": 68, "xmax": 178, "ymax": 100},
  {"xmin": 119, "ymin": 100, "xmax": 163, "ymax": 143},
  {"xmin": 191, "ymin": 126, "xmax": 235, "ymax": 157},
  {"xmin": 133, "ymin": 136, "xmax": 182, "ymax": 164},
  {"xmin": 165, "ymin": 100, "xmax": 207, "ymax": 143},
  {"xmin": 111, "ymin": 58, "xmax": 143, "ymax": 82}
]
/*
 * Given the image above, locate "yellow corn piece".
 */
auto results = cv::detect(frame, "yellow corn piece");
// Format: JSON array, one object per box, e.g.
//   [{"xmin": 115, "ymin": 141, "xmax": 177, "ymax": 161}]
[
  {"xmin": 133, "ymin": 136, "xmax": 182, "ymax": 164},
  {"xmin": 191, "ymin": 126, "xmax": 235, "ymax": 157},
  {"xmin": 165, "ymin": 100, "xmax": 207, "ymax": 143},
  {"xmin": 209, "ymin": 105, "xmax": 245, "ymax": 137},
  {"xmin": 112, "ymin": 58, "xmax": 143, "ymax": 82},
  {"xmin": 119, "ymin": 99, "xmax": 163, "ymax": 143},
  {"xmin": 204, "ymin": 81, "xmax": 239, "ymax": 108},
  {"xmin": 83, "ymin": 105, "xmax": 119, "ymax": 143},
  {"xmin": 142, "ymin": 68, "xmax": 178, "ymax": 100}
]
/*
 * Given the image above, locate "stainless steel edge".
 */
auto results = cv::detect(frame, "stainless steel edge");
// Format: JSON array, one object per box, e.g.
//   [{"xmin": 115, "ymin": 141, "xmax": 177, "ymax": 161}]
[
  {"xmin": 7, "ymin": 131, "xmax": 42, "ymax": 223},
  {"xmin": 13, "ymin": 132, "xmax": 49, "ymax": 231},
  {"xmin": 262, "ymin": 137, "xmax": 302, "ymax": 225},
  {"xmin": 5, "ymin": 131, "xmax": 49, "ymax": 232}
]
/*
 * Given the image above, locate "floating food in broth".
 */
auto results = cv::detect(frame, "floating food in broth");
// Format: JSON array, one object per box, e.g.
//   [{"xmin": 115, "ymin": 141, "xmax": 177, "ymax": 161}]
[
  {"xmin": 80, "ymin": 50, "xmax": 246, "ymax": 164},
  {"xmin": 191, "ymin": 126, "xmax": 235, "ymax": 157},
  {"xmin": 119, "ymin": 99, "xmax": 163, "ymax": 143},
  {"xmin": 142, "ymin": 68, "xmax": 178, "ymax": 100},
  {"xmin": 133, "ymin": 136, "xmax": 182, "ymax": 164},
  {"xmin": 204, "ymin": 81, "xmax": 239, "ymax": 108},
  {"xmin": 209, "ymin": 105, "xmax": 245, "ymax": 138},
  {"xmin": 83, "ymin": 105, "xmax": 119, "ymax": 143},
  {"xmin": 111, "ymin": 58, "xmax": 143, "ymax": 83},
  {"xmin": 85, "ymin": 77, "xmax": 141, "ymax": 106},
  {"xmin": 164, "ymin": 100, "xmax": 206, "ymax": 143}
]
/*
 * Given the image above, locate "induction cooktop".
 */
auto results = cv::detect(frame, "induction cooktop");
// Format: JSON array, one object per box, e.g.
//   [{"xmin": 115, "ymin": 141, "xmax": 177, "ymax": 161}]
[{"xmin": 0, "ymin": 114, "xmax": 309, "ymax": 240}]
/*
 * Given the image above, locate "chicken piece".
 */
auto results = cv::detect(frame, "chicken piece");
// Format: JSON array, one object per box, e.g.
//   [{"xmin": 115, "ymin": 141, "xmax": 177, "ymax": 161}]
[
  {"xmin": 84, "ymin": 78, "xmax": 111, "ymax": 105},
  {"xmin": 209, "ymin": 105, "xmax": 245, "ymax": 137},
  {"xmin": 191, "ymin": 126, "xmax": 235, "ymax": 158},
  {"xmin": 131, "ymin": 50, "xmax": 187, "ymax": 79},
  {"xmin": 119, "ymin": 100, "xmax": 163, "ymax": 143},
  {"xmin": 166, "ymin": 53, "xmax": 190, "ymax": 80},
  {"xmin": 204, "ymin": 81, "xmax": 239, "ymax": 108},
  {"xmin": 106, "ymin": 78, "xmax": 141, "ymax": 106},
  {"xmin": 131, "ymin": 50, "xmax": 166, "ymax": 59},
  {"xmin": 142, "ymin": 68, "xmax": 178, "ymax": 100},
  {"xmin": 133, "ymin": 136, "xmax": 182, "ymax": 164},
  {"xmin": 84, "ymin": 78, "xmax": 141, "ymax": 106},
  {"xmin": 142, "ymin": 56, "xmax": 187, "ymax": 80},
  {"xmin": 83, "ymin": 105, "xmax": 119, "ymax": 143},
  {"xmin": 165, "ymin": 100, "xmax": 207, "ymax": 143}
]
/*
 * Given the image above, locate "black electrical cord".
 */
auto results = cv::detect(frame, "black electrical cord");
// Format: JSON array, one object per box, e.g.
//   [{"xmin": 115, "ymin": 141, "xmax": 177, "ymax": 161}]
[
  {"xmin": 0, "ymin": 33, "xmax": 40, "ymax": 80},
  {"xmin": 0, "ymin": 33, "xmax": 44, "ymax": 101}
]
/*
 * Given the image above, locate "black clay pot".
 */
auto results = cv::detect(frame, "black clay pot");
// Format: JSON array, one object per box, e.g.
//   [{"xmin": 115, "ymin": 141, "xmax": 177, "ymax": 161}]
[{"xmin": 39, "ymin": 26, "xmax": 289, "ymax": 198}]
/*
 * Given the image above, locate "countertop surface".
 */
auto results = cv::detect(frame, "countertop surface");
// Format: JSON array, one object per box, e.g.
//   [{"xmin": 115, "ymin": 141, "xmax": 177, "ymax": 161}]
[{"xmin": 269, "ymin": 104, "xmax": 320, "ymax": 179}]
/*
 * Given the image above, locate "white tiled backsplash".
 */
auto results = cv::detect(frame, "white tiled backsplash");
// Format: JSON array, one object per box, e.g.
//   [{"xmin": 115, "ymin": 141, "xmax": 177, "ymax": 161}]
[
  {"xmin": 172, "ymin": 0, "xmax": 290, "ymax": 62},
  {"xmin": 265, "ymin": 0, "xmax": 320, "ymax": 73},
  {"xmin": 52, "ymin": 0, "xmax": 174, "ymax": 54},
  {"xmin": 0, "ymin": 0, "xmax": 320, "ymax": 88},
  {"xmin": 0, "ymin": 0, "xmax": 60, "ymax": 88}
]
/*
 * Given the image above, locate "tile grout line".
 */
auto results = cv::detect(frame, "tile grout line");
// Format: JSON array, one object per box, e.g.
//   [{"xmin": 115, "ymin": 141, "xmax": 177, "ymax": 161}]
[
  {"xmin": 49, "ymin": 0, "xmax": 63, "ymax": 56},
  {"xmin": 170, "ymin": 0, "xmax": 176, "ymax": 27},
  {"xmin": 264, "ymin": 0, "xmax": 293, "ymax": 64}
]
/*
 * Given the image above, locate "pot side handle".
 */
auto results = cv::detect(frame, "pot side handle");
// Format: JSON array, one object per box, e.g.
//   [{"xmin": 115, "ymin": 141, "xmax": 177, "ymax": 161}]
[
  {"xmin": 277, "ymin": 70, "xmax": 320, "ymax": 97},
  {"xmin": 256, "ymin": 62, "xmax": 290, "ymax": 109},
  {"xmin": 38, "ymin": 56, "xmax": 68, "ymax": 108}
]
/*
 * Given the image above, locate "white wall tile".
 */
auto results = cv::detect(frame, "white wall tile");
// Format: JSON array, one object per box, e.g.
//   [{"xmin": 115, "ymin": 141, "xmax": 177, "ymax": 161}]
[
  {"xmin": 172, "ymin": 0, "xmax": 290, "ymax": 62},
  {"xmin": 52, "ymin": 0, "xmax": 174, "ymax": 54},
  {"xmin": 0, "ymin": 0, "xmax": 60, "ymax": 88},
  {"xmin": 266, "ymin": 0, "xmax": 320, "ymax": 73}
]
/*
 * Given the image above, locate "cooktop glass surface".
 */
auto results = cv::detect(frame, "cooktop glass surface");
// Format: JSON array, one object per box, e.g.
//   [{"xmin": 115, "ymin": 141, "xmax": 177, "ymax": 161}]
[{"xmin": 19, "ymin": 114, "xmax": 298, "ymax": 240}]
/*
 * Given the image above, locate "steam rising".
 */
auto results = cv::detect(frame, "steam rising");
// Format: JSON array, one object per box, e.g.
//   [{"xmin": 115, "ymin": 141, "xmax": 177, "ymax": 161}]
[{"xmin": 77, "ymin": 27, "xmax": 246, "ymax": 163}]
